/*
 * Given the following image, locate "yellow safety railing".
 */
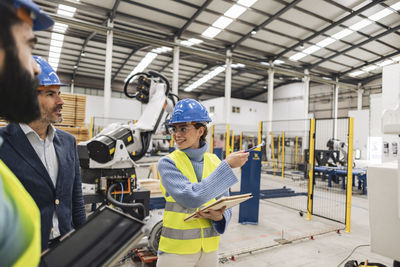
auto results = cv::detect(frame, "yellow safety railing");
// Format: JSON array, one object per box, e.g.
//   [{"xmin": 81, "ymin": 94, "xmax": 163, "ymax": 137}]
[
  {"xmin": 346, "ymin": 117, "xmax": 354, "ymax": 232},
  {"xmin": 89, "ymin": 117, "xmax": 94, "ymax": 139},
  {"xmin": 231, "ymin": 131, "xmax": 234, "ymax": 152},
  {"xmin": 240, "ymin": 132, "xmax": 243, "ymax": 151},
  {"xmin": 257, "ymin": 121, "xmax": 262, "ymax": 150},
  {"xmin": 271, "ymin": 132, "xmax": 276, "ymax": 175},
  {"xmin": 277, "ymin": 135, "xmax": 281, "ymax": 167},
  {"xmin": 281, "ymin": 131, "xmax": 285, "ymax": 179},
  {"xmin": 307, "ymin": 119, "xmax": 316, "ymax": 220},
  {"xmin": 226, "ymin": 124, "xmax": 230, "ymax": 157}
]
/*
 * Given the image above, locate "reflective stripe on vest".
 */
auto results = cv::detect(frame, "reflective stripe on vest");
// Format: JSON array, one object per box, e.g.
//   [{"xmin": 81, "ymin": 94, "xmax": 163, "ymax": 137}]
[
  {"xmin": 161, "ymin": 226, "xmax": 219, "ymax": 240},
  {"xmin": 159, "ymin": 150, "xmax": 222, "ymax": 254},
  {"xmin": 164, "ymin": 202, "xmax": 197, "ymax": 214},
  {"xmin": 0, "ymin": 160, "xmax": 41, "ymax": 267}
]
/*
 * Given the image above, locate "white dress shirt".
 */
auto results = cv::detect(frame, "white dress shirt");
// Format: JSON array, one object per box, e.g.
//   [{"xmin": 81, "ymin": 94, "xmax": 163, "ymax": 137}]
[{"xmin": 19, "ymin": 123, "xmax": 60, "ymax": 239}]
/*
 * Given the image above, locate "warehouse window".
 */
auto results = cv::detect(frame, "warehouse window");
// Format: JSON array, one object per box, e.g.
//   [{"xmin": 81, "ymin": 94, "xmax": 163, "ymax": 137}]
[
  {"xmin": 232, "ymin": 106, "xmax": 240, "ymax": 113},
  {"xmin": 210, "ymin": 106, "xmax": 215, "ymax": 113}
]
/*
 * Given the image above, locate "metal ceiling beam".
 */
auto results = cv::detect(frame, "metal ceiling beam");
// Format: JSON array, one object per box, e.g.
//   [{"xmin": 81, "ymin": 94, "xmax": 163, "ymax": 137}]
[
  {"xmin": 340, "ymin": 50, "xmax": 400, "ymax": 76},
  {"xmin": 310, "ymin": 23, "xmax": 400, "ymax": 68},
  {"xmin": 360, "ymin": 73, "xmax": 381, "ymax": 85},
  {"xmin": 176, "ymin": 0, "xmax": 212, "ymax": 38},
  {"xmin": 72, "ymin": 32, "xmax": 96, "ymax": 80},
  {"xmin": 110, "ymin": 0, "xmax": 121, "ymax": 22},
  {"xmin": 233, "ymin": 76, "xmax": 268, "ymax": 98},
  {"xmin": 50, "ymin": 14, "xmax": 359, "ymax": 90},
  {"xmin": 73, "ymin": 0, "xmax": 121, "ymax": 80},
  {"xmin": 274, "ymin": 0, "xmax": 385, "ymax": 59},
  {"xmin": 231, "ymin": 0, "xmax": 302, "ymax": 51},
  {"xmin": 178, "ymin": 64, "xmax": 216, "ymax": 88},
  {"xmin": 199, "ymin": 69, "xmax": 246, "ymax": 94},
  {"xmin": 111, "ymin": 45, "xmax": 150, "ymax": 82},
  {"xmin": 289, "ymin": 0, "xmax": 399, "ymax": 53}
]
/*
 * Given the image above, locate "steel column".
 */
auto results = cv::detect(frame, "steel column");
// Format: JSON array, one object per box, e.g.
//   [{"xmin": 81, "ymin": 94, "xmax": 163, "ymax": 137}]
[
  {"xmin": 104, "ymin": 18, "xmax": 113, "ymax": 121},
  {"xmin": 172, "ymin": 37, "xmax": 180, "ymax": 96}
]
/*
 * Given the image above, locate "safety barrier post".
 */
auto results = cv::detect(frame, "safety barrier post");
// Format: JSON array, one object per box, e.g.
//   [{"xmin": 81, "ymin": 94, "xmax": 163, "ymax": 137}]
[
  {"xmin": 294, "ymin": 136, "xmax": 298, "ymax": 170},
  {"xmin": 240, "ymin": 132, "xmax": 243, "ymax": 151},
  {"xmin": 307, "ymin": 119, "xmax": 316, "ymax": 220},
  {"xmin": 277, "ymin": 135, "xmax": 281, "ymax": 167},
  {"xmin": 226, "ymin": 124, "xmax": 230, "ymax": 157},
  {"xmin": 210, "ymin": 125, "xmax": 214, "ymax": 154},
  {"xmin": 257, "ymin": 121, "xmax": 262, "ymax": 150},
  {"xmin": 345, "ymin": 117, "xmax": 354, "ymax": 232},
  {"xmin": 169, "ymin": 138, "xmax": 175, "ymax": 153},
  {"xmin": 89, "ymin": 117, "xmax": 94, "ymax": 139},
  {"xmin": 281, "ymin": 131, "xmax": 285, "ymax": 179},
  {"xmin": 270, "ymin": 132, "xmax": 276, "ymax": 175},
  {"xmin": 231, "ymin": 131, "xmax": 234, "ymax": 152},
  {"xmin": 239, "ymin": 150, "xmax": 262, "ymax": 224}
]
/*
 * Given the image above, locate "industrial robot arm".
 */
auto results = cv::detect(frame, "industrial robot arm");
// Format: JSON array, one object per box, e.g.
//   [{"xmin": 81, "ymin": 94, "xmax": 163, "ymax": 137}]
[{"xmin": 84, "ymin": 71, "xmax": 176, "ymax": 169}]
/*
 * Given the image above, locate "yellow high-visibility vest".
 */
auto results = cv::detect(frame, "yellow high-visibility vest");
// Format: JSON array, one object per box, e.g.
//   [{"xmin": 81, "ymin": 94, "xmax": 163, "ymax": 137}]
[
  {"xmin": 0, "ymin": 160, "xmax": 41, "ymax": 267},
  {"xmin": 159, "ymin": 150, "xmax": 221, "ymax": 254}
]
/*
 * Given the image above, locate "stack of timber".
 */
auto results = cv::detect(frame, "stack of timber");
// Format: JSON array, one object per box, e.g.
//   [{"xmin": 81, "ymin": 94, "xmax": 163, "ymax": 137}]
[
  {"xmin": 56, "ymin": 93, "xmax": 86, "ymax": 127},
  {"xmin": 139, "ymin": 179, "xmax": 162, "ymax": 195},
  {"xmin": 55, "ymin": 93, "xmax": 88, "ymax": 143},
  {"xmin": 55, "ymin": 125, "xmax": 89, "ymax": 143}
]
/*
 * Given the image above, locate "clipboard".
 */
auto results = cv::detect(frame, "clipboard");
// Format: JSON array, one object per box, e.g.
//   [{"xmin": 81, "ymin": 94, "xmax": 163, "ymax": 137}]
[{"xmin": 184, "ymin": 193, "xmax": 253, "ymax": 222}]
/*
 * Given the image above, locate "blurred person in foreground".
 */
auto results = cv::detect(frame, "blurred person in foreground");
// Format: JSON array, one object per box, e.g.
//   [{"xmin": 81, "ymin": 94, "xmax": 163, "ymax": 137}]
[{"xmin": 0, "ymin": 0, "xmax": 54, "ymax": 266}]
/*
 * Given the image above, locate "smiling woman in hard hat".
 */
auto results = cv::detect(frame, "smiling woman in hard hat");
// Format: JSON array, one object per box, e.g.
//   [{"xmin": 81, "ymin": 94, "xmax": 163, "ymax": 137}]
[{"xmin": 157, "ymin": 98, "xmax": 249, "ymax": 267}]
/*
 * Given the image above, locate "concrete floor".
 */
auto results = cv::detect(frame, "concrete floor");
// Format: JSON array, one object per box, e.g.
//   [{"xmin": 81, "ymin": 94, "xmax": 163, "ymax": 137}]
[{"xmin": 118, "ymin": 165, "xmax": 394, "ymax": 267}]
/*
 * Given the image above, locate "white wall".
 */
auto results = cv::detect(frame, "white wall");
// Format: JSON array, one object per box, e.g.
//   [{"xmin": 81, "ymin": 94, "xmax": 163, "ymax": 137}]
[
  {"xmin": 348, "ymin": 109, "xmax": 369, "ymax": 160},
  {"xmin": 201, "ymin": 97, "xmax": 268, "ymax": 134},
  {"xmin": 85, "ymin": 95, "xmax": 142, "ymax": 125},
  {"xmin": 370, "ymin": 93, "xmax": 398, "ymax": 162},
  {"xmin": 272, "ymin": 82, "xmax": 306, "ymax": 121}
]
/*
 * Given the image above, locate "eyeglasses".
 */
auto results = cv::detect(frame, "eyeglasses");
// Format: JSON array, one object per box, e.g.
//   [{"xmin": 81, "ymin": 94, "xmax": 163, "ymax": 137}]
[{"xmin": 167, "ymin": 125, "xmax": 195, "ymax": 135}]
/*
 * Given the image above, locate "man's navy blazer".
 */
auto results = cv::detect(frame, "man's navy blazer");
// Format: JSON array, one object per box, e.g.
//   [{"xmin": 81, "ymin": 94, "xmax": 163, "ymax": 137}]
[{"xmin": 0, "ymin": 123, "xmax": 86, "ymax": 250}]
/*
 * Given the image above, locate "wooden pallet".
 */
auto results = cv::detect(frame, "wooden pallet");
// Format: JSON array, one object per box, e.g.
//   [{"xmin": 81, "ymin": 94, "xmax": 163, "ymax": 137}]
[
  {"xmin": 55, "ymin": 125, "xmax": 89, "ymax": 143},
  {"xmin": 133, "ymin": 248, "xmax": 158, "ymax": 264},
  {"xmin": 139, "ymin": 179, "xmax": 162, "ymax": 195}
]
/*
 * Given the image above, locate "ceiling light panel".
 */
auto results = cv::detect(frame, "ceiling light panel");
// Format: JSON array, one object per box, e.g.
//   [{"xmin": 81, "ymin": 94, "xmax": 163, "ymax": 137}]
[
  {"xmin": 331, "ymin": 29, "xmax": 353, "ymax": 40},
  {"xmin": 316, "ymin": 37, "xmax": 336, "ymax": 48},
  {"xmin": 237, "ymin": 0, "xmax": 257, "ymax": 7},
  {"xmin": 184, "ymin": 66, "xmax": 225, "ymax": 92},
  {"xmin": 224, "ymin": 4, "xmax": 247, "ymax": 19},
  {"xmin": 289, "ymin": 52, "xmax": 307, "ymax": 61},
  {"xmin": 212, "ymin": 16, "xmax": 233, "ymax": 29},
  {"xmin": 362, "ymin": 65, "xmax": 378, "ymax": 72},
  {"xmin": 349, "ymin": 19, "xmax": 372, "ymax": 31},
  {"xmin": 303, "ymin": 45, "xmax": 320, "ymax": 55},
  {"xmin": 349, "ymin": 70, "xmax": 365, "ymax": 77},
  {"xmin": 202, "ymin": 27, "xmax": 221, "ymax": 38},
  {"xmin": 377, "ymin": 60, "xmax": 394, "ymax": 67}
]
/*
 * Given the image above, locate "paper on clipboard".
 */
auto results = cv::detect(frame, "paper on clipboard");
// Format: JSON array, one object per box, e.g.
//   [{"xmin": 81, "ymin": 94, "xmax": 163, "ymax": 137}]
[{"xmin": 184, "ymin": 193, "xmax": 253, "ymax": 222}]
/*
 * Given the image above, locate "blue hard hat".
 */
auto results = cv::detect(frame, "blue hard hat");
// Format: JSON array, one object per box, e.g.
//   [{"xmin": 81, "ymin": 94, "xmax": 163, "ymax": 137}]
[
  {"xmin": 12, "ymin": 0, "xmax": 54, "ymax": 31},
  {"xmin": 169, "ymin": 99, "xmax": 211, "ymax": 124},
  {"xmin": 34, "ymin": 56, "xmax": 66, "ymax": 87}
]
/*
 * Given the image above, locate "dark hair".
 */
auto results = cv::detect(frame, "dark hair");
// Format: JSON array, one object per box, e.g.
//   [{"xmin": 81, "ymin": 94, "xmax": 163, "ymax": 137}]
[
  {"xmin": 0, "ymin": 1, "xmax": 41, "ymax": 123},
  {"xmin": 194, "ymin": 123, "xmax": 208, "ymax": 142}
]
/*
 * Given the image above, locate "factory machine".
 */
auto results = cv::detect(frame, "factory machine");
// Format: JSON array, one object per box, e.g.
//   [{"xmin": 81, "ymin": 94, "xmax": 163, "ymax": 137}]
[
  {"xmin": 77, "ymin": 71, "xmax": 177, "ymax": 253},
  {"xmin": 369, "ymin": 64, "xmax": 400, "ymax": 262}
]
